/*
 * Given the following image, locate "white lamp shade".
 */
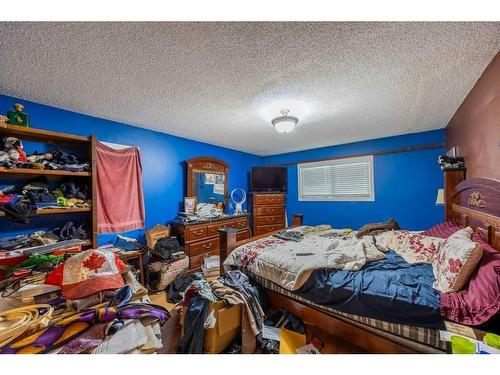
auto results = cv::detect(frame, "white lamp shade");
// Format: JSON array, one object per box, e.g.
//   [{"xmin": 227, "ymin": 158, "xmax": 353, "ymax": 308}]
[
  {"xmin": 273, "ymin": 119, "xmax": 296, "ymax": 134},
  {"xmin": 436, "ymin": 189, "xmax": 445, "ymax": 205}
]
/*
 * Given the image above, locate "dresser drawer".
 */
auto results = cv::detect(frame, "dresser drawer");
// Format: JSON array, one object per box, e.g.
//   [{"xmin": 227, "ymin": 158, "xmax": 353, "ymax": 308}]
[
  {"xmin": 185, "ymin": 225, "xmax": 208, "ymax": 242},
  {"xmin": 234, "ymin": 217, "xmax": 249, "ymax": 230},
  {"xmin": 207, "ymin": 220, "xmax": 236, "ymax": 236},
  {"xmin": 254, "ymin": 206, "xmax": 284, "ymax": 217},
  {"xmin": 254, "ymin": 224, "xmax": 284, "ymax": 236},
  {"xmin": 254, "ymin": 194, "xmax": 285, "ymax": 206},
  {"xmin": 190, "ymin": 250, "xmax": 219, "ymax": 271},
  {"xmin": 187, "ymin": 238, "xmax": 220, "ymax": 257},
  {"xmin": 255, "ymin": 215, "xmax": 284, "ymax": 226}
]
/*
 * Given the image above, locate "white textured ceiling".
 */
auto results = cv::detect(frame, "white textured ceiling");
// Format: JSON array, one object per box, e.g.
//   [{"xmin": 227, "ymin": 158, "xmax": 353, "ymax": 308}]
[{"xmin": 1, "ymin": 22, "xmax": 499, "ymax": 156}]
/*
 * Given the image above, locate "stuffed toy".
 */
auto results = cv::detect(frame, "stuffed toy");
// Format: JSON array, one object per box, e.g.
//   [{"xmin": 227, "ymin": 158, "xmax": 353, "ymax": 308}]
[{"xmin": 3, "ymin": 136, "xmax": 27, "ymax": 163}]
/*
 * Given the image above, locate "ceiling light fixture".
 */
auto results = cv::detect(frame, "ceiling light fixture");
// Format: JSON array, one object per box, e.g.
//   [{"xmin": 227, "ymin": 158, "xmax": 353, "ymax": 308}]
[{"xmin": 271, "ymin": 109, "xmax": 298, "ymax": 134}]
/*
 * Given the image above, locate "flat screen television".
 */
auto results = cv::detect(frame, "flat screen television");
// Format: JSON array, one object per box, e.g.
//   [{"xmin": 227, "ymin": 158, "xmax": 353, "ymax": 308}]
[{"xmin": 251, "ymin": 167, "xmax": 287, "ymax": 192}]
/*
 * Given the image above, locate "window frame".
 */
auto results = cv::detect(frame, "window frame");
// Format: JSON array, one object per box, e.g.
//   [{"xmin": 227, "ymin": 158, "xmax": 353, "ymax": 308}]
[{"xmin": 297, "ymin": 155, "xmax": 375, "ymax": 202}]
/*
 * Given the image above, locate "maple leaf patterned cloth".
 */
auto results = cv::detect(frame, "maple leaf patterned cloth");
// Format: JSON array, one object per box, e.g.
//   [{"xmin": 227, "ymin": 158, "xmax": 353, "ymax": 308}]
[
  {"xmin": 375, "ymin": 230, "xmax": 444, "ymax": 264},
  {"xmin": 45, "ymin": 249, "xmax": 128, "ymax": 300},
  {"xmin": 224, "ymin": 226, "xmax": 385, "ymax": 291}
]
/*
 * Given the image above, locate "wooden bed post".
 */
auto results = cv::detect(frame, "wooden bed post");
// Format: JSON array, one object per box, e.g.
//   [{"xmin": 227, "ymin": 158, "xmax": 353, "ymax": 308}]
[
  {"xmin": 218, "ymin": 228, "xmax": 237, "ymax": 275},
  {"xmin": 292, "ymin": 214, "xmax": 304, "ymax": 226}
]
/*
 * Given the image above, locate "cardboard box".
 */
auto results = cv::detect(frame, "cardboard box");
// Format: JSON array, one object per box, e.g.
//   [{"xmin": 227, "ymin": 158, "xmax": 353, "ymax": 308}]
[
  {"xmin": 146, "ymin": 225, "xmax": 171, "ymax": 249},
  {"xmin": 181, "ymin": 300, "xmax": 242, "ymax": 354}
]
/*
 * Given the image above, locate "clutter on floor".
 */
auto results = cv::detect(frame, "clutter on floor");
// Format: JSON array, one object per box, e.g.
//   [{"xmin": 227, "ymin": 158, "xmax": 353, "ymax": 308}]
[
  {"xmin": 0, "ymin": 245, "xmax": 171, "ymax": 354},
  {"xmin": 174, "ymin": 269, "xmax": 321, "ymax": 354},
  {"xmin": 0, "ymin": 225, "xmax": 195, "ymax": 354}
]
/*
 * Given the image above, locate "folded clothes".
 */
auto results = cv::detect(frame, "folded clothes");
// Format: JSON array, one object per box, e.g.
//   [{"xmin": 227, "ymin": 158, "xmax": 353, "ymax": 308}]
[{"xmin": 35, "ymin": 201, "xmax": 59, "ymax": 209}]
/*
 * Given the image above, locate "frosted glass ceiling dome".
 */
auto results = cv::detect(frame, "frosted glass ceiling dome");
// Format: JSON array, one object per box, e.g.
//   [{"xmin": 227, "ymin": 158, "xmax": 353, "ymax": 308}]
[{"xmin": 271, "ymin": 109, "xmax": 299, "ymax": 134}]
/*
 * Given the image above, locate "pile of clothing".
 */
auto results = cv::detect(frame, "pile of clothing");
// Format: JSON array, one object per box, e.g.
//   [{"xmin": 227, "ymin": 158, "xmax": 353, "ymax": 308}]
[
  {"xmin": 0, "ymin": 248, "xmax": 170, "ymax": 354},
  {"xmin": 0, "ymin": 179, "xmax": 91, "ymax": 223},
  {"xmin": 176, "ymin": 270, "xmax": 266, "ymax": 354},
  {"xmin": 0, "ymin": 136, "xmax": 90, "ymax": 172}
]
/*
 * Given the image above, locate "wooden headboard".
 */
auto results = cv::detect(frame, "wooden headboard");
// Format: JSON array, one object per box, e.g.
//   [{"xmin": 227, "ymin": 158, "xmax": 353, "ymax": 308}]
[{"xmin": 447, "ymin": 177, "xmax": 500, "ymax": 250}]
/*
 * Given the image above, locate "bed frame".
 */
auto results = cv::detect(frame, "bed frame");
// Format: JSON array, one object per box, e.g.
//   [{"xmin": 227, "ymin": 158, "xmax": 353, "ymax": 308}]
[{"xmin": 218, "ymin": 177, "xmax": 500, "ymax": 353}]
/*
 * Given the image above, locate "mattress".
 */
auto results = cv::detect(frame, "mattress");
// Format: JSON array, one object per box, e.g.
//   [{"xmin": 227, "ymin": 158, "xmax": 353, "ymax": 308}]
[{"xmin": 250, "ymin": 272, "xmax": 448, "ymax": 351}]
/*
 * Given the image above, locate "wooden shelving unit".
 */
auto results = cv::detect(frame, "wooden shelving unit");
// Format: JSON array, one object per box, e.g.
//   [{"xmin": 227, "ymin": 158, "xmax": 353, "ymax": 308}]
[
  {"xmin": 0, "ymin": 168, "xmax": 91, "ymax": 178},
  {"xmin": 0, "ymin": 124, "xmax": 90, "ymax": 145},
  {"xmin": 0, "ymin": 207, "xmax": 91, "ymax": 217},
  {"xmin": 0, "ymin": 124, "xmax": 97, "ymax": 248}
]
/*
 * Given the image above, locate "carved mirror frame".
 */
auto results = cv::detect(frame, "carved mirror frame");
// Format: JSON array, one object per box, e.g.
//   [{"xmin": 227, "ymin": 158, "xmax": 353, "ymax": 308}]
[{"xmin": 186, "ymin": 157, "xmax": 229, "ymax": 205}]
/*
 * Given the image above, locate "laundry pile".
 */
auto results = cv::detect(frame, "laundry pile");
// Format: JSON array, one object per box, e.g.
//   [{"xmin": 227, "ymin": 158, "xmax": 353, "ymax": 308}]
[
  {"xmin": 176, "ymin": 270, "xmax": 266, "ymax": 354},
  {"xmin": 0, "ymin": 136, "xmax": 90, "ymax": 172},
  {"xmin": 0, "ymin": 248, "xmax": 170, "ymax": 354},
  {"xmin": 0, "ymin": 179, "xmax": 91, "ymax": 223}
]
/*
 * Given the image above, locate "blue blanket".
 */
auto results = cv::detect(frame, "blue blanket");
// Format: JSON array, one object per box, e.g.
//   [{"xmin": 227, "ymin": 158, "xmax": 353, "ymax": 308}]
[{"xmin": 295, "ymin": 251, "xmax": 443, "ymax": 328}]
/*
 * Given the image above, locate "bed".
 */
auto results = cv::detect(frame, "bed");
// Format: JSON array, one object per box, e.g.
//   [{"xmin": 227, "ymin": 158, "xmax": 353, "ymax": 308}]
[{"xmin": 218, "ymin": 176, "xmax": 500, "ymax": 353}]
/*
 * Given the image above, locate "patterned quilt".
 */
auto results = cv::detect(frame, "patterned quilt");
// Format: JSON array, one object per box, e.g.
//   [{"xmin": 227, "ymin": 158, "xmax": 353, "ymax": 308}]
[{"xmin": 223, "ymin": 226, "xmax": 385, "ymax": 290}]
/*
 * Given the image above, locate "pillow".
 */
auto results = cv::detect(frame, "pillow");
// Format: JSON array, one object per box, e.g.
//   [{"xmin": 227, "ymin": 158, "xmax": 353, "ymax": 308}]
[
  {"xmin": 422, "ymin": 220, "xmax": 465, "ymax": 238},
  {"xmin": 432, "ymin": 227, "xmax": 483, "ymax": 293},
  {"xmin": 375, "ymin": 230, "xmax": 443, "ymax": 264},
  {"xmin": 440, "ymin": 233, "xmax": 500, "ymax": 325}
]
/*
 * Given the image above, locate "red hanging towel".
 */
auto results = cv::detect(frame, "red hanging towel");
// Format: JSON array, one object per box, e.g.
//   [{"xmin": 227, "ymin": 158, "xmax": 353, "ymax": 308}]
[{"xmin": 96, "ymin": 141, "xmax": 145, "ymax": 233}]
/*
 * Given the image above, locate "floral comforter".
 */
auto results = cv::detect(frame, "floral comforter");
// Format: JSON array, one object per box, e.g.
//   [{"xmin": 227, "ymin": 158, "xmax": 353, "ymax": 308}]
[{"xmin": 223, "ymin": 226, "xmax": 385, "ymax": 291}]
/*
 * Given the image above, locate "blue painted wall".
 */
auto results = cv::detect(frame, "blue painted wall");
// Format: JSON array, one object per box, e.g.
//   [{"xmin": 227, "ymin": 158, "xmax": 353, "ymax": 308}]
[
  {"xmin": 262, "ymin": 130, "xmax": 446, "ymax": 231},
  {"xmin": 0, "ymin": 93, "xmax": 446, "ymax": 245},
  {"xmin": 0, "ymin": 94, "xmax": 260, "ymax": 244}
]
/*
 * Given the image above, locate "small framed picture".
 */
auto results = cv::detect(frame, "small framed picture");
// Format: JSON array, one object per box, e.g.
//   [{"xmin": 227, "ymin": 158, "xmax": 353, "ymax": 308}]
[{"xmin": 184, "ymin": 197, "xmax": 197, "ymax": 214}]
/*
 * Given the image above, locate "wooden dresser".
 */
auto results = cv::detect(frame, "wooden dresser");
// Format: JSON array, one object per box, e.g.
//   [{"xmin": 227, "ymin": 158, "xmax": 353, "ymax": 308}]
[
  {"xmin": 173, "ymin": 214, "xmax": 250, "ymax": 272},
  {"xmin": 252, "ymin": 192, "xmax": 286, "ymax": 236}
]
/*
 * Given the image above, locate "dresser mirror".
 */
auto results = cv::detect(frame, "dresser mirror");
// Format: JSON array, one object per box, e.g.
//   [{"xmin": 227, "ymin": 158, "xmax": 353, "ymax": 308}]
[{"xmin": 186, "ymin": 157, "xmax": 229, "ymax": 213}]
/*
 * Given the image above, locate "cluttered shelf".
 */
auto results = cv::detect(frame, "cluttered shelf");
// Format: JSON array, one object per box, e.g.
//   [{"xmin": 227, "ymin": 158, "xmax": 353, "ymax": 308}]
[
  {"xmin": 0, "ymin": 111, "xmax": 97, "ymax": 248},
  {"xmin": 0, "ymin": 124, "xmax": 90, "ymax": 145},
  {"xmin": 0, "ymin": 207, "xmax": 91, "ymax": 217},
  {"xmin": 0, "ymin": 168, "xmax": 91, "ymax": 178}
]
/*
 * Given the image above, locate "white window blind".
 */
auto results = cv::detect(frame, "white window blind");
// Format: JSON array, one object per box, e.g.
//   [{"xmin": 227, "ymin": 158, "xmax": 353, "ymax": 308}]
[{"xmin": 298, "ymin": 155, "xmax": 374, "ymax": 201}]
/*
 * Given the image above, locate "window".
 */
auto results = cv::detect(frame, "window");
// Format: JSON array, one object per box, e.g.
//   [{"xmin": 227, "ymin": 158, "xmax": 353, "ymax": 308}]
[{"xmin": 298, "ymin": 155, "xmax": 374, "ymax": 201}]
